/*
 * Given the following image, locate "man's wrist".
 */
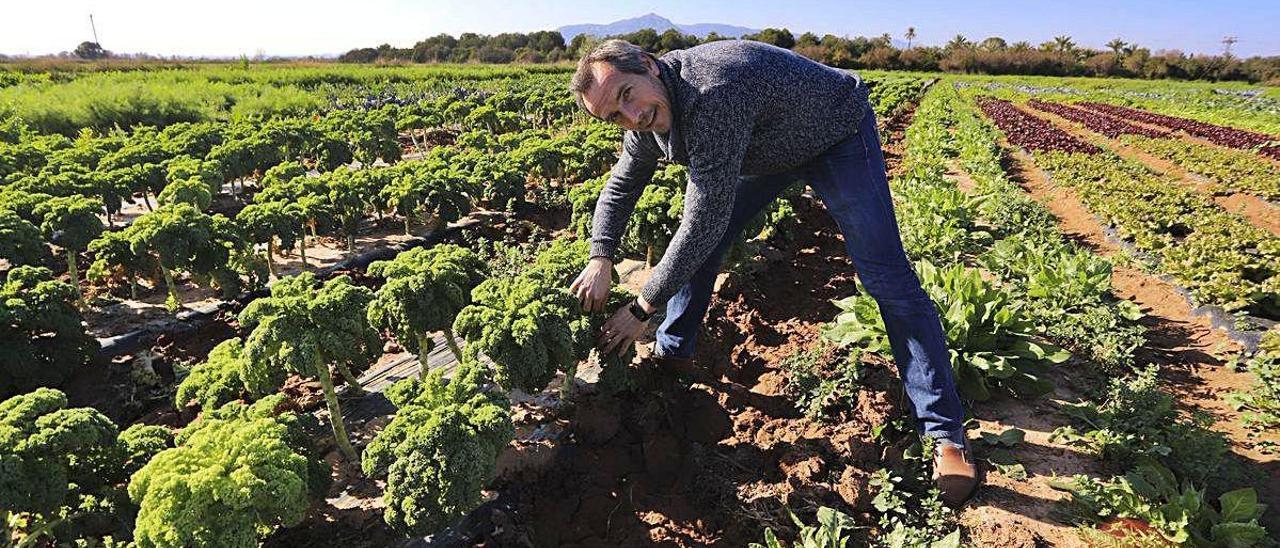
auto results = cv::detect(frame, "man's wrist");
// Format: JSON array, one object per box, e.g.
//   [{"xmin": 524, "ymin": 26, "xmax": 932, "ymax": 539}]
[
  {"xmin": 589, "ymin": 255, "xmax": 614, "ymax": 267},
  {"xmin": 636, "ymin": 295, "xmax": 656, "ymax": 315}
]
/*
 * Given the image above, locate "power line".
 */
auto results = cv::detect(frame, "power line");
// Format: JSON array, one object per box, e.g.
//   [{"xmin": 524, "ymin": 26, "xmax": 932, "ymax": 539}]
[{"xmin": 1222, "ymin": 35, "xmax": 1237, "ymax": 56}]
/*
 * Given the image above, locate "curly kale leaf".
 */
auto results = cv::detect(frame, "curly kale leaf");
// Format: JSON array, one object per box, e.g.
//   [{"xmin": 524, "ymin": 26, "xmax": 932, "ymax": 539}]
[
  {"xmin": 129, "ymin": 397, "xmax": 313, "ymax": 548},
  {"xmin": 363, "ymin": 362, "xmax": 512, "ymax": 537}
]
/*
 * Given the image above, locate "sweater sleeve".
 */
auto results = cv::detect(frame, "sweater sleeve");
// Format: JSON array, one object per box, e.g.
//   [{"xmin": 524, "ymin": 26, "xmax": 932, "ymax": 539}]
[
  {"xmin": 640, "ymin": 92, "xmax": 754, "ymax": 307},
  {"xmin": 589, "ymin": 131, "xmax": 659, "ymax": 261}
]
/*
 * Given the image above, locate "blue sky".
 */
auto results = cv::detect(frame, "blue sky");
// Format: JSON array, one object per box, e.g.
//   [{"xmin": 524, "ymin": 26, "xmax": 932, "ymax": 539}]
[{"xmin": 2, "ymin": 0, "xmax": 1276, "ymax": 58}]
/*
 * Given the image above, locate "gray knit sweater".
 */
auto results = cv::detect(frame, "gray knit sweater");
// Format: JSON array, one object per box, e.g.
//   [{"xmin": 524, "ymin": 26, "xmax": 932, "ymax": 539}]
[{"xmin": 589, "ymin": 40, "xmax": 870, "ymax": 307}]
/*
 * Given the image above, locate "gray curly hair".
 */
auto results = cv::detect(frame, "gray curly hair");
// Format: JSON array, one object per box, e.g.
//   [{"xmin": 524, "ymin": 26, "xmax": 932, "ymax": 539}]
[{"xmin": 569, "ymin": 39, "xmax": 657, "ymax": 113}]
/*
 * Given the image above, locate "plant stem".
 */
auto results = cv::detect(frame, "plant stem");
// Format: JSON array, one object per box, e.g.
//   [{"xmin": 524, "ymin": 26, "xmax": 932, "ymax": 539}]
[
  {"xmin": 443, "ymin": 326, "xmax": 465, "ymax": 363},
  {"xmin": 299, "ymin": 232, "xmax": 308, "ymax": 266},
  {"xmin": 160, "ymin": 263, "xmax": 180, "ymax": 311},
  {"xmin": 561, "ymin": 362, "xmax": 577, "ymax": 401},
  {"xmin": 266, "ymin": 239, "xmax": 277, "ymax": 279},
  {"xmin": 335, "ymin": 361, "xmax": 365, "ymax": 396},
  {"xmin": 66, "ymin": 247, "xmax": 83, "ymax": 308},
  {"xmin": 416, "ymin": 332, "xmax": 434, "ymax": 379},
  {"xmin": 315, "ymin": 357, "xmax": 357, "ymax": 462}
]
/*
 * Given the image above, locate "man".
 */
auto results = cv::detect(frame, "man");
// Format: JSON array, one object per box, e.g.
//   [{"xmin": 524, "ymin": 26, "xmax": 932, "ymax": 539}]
[{"xmin": 566, "ymin": 39, "xmax": 978, "ymax": 506}]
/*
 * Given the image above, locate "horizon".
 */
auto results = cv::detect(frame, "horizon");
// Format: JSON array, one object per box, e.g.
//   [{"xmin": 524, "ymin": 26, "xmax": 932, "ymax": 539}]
[{"xmin": 2, "ymin": 0, "xmax": 1277, "ymax": 59}]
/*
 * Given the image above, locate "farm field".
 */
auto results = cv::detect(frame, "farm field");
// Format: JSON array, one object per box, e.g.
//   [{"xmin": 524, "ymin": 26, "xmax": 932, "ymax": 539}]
[{"xmin": 2, "ymin": 62, "xmax": 1279, "ymax": 548}]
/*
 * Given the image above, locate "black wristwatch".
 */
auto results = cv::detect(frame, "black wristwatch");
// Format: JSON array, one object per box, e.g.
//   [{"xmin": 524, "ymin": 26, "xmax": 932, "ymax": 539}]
[{"xmin": 627, "ymin": 299, "xmax": 654, "ymax": 322}]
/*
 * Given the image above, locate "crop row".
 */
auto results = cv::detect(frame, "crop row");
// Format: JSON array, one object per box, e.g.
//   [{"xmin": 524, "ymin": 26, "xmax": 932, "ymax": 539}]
[
  {"xmin": 950, "ymin": 86, "xmax": 1271, "ymax": 546},
  {"xmin": 1119, "ymin": 134, "xmax": 1280, "ymax": 201},
  {"xmin": 2, "ymin": 235, "xmax": 620, "ymax": 545},
  {"xmin": 1020, "ymin": 99, "xmax": 1280, "ymax": 201},
  {"xmin": 941, "ymin": 90, "xmax": 1146, "ymax": 374},
  {"xmin": 830, "ymin": 83, "xmax": 1142, "ymax": 406},
  {"xmin": 976, "ymin": 97, "xmax": 1280, "ymax": 317},
  {"xmin": 1026, "ymin": 99, "xmax": 1169, "ymax": 139},
  {"xmin": 974, "ymin": 97, "xmax": 1100, "ymax": 155},
  {"xmin": 1079, "ymin": 101, "xmax": 1280, "ymax": 160},
  {"xmin": 820, "ymin": 83, "xmax": 1250, "ymax": 545},
  {"xmin": 0, "ymin": 70, "xmax": 637, "ymax": 542},
  {"xmin": 0, "ymin": 76, "xmax": 624, "ymax": 402},
  {"xmin": 867, "ymin": 77, "xmax": 930, "ymax": 121},
  {"xmin": 0, "ymin": 79, "xmax": 613, "ymax": 253},
  {"xmin": 965, "ymin": 76, "xmax": 1280, "ymax": 136},
  {"xmin": 0, "ymin": 66, "xmax": 577, "ymax": 136}
]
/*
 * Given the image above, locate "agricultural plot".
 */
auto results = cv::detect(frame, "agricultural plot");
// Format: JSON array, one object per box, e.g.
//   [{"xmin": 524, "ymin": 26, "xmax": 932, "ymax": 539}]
[
  {"xmin": 1077, "ymin": 101, "xmax": 1280, "ymax": 160},
  {"xmin": 2, "ymin": 64, "xmax": 1278, "ymax": 548},
  {"xmin": 1026, "ymin": 99, "xmax": 1280, "ymax": 202}
]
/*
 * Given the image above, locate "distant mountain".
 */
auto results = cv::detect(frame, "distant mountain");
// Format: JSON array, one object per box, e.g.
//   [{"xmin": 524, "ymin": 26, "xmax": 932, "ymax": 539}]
[{"xmin": 558, "ymin": 13, "xmax": 759, "ymax": 41}]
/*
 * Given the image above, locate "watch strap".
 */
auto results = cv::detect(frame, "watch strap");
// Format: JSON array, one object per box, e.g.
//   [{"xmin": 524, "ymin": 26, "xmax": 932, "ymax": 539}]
[{"xmin": 627, "ymin": 300, "xmax": 653, "ymax": 322}]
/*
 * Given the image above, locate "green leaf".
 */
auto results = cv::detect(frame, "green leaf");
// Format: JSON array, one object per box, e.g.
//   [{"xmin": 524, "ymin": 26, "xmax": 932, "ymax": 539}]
[
  {"xmin": 1218, "ymin": 488, "xmax": 1260, "ymax": 523},
  {"xmin": 995, "ymin": 463, "xmax": 1028, "ymax": 480},
  {"xmin": 930, "ymin": 529, "xmax": 962, "ymax": 548},
  {"xmin": 980, "ymin": 427, "xmax": 1025, "ymax": 448},
  {"xmin": 1009, "ymin": 339, "xmax": 1046, "ymax": 360},
  {"xmin": 1042, "ymin": 346, "xmax": 1071, "ymax": 364},
  {"xmin": 1116, "ymin": 299, "xmax": 1145, "ymax": 321},
  {"xmin": 986, "ymin": 447, "xmax": 1017, "ymax": 465},
  {"xmin": 1209, "ymin": 521, "xmax": 1267, "ymax": 548}
]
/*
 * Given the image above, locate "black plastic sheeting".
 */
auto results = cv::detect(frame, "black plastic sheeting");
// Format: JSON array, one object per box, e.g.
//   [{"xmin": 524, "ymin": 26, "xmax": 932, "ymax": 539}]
[{"xmin": 403, "ymin": 495, "xmax": 523, "ymax": 548}]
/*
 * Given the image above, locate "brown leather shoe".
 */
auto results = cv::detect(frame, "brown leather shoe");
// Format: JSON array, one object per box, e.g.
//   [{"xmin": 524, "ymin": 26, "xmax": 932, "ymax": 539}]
[{"xmin": 933, "ymin": 441, "xmax": 980, "ymax": 508}]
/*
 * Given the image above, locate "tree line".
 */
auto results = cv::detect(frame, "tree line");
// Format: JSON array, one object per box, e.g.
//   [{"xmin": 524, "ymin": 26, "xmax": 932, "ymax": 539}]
[{"xmin": 335, "ymin": 28, "xmax": 1280, "ymax": 84}]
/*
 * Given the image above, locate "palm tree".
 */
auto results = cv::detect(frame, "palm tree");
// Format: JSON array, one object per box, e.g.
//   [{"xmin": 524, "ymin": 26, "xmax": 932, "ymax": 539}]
[
  {"xmin": 945, "ymin": 34, "xmax": 972, "ymax": 52},
  {"xmin": 980, "ymin": 36, "xmax": 1008, "ymax": 51},
  {"xmin": 1052, "ymin": 35, "xmax": 1077, "ymax": 53},
  {"xmin": 1106, "ymin": 38, "xmax": 1128, "ymax": 55},
  {"xmin": 905, "ymin": 27, "xmax": 917, "ymax": 50}
]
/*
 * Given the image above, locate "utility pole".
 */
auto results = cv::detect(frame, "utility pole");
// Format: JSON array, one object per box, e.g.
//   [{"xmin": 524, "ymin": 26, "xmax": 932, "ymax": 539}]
[
  {"xmin": 1222, "ymin": 35, "xmax": 1237, "ymax": 57},
  {"xmin": 90, "ymin": 14, "xmax": 100, "ymax": 44}
]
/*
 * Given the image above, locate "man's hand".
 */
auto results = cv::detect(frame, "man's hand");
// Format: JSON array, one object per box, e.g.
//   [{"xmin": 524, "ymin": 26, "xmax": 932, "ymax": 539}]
[
  {"xmin": 598, "ymin": 302, "xmax": 649, "ymax": 357},
  {"xmin": 570, "ymin": 257, "xmax": 614, "ymax": 312}
]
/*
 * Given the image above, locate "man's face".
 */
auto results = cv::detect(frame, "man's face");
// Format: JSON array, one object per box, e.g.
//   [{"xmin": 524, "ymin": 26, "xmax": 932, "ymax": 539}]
[{"xmin": 580, "ymin": 58, "xmax": 672, "ymax": 134}]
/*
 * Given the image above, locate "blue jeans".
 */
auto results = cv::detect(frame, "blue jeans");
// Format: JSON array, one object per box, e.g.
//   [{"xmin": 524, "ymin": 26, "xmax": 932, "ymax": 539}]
[{"xmin": 653, "ymin": 109, "xmax": 968, "ymax": 446}]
